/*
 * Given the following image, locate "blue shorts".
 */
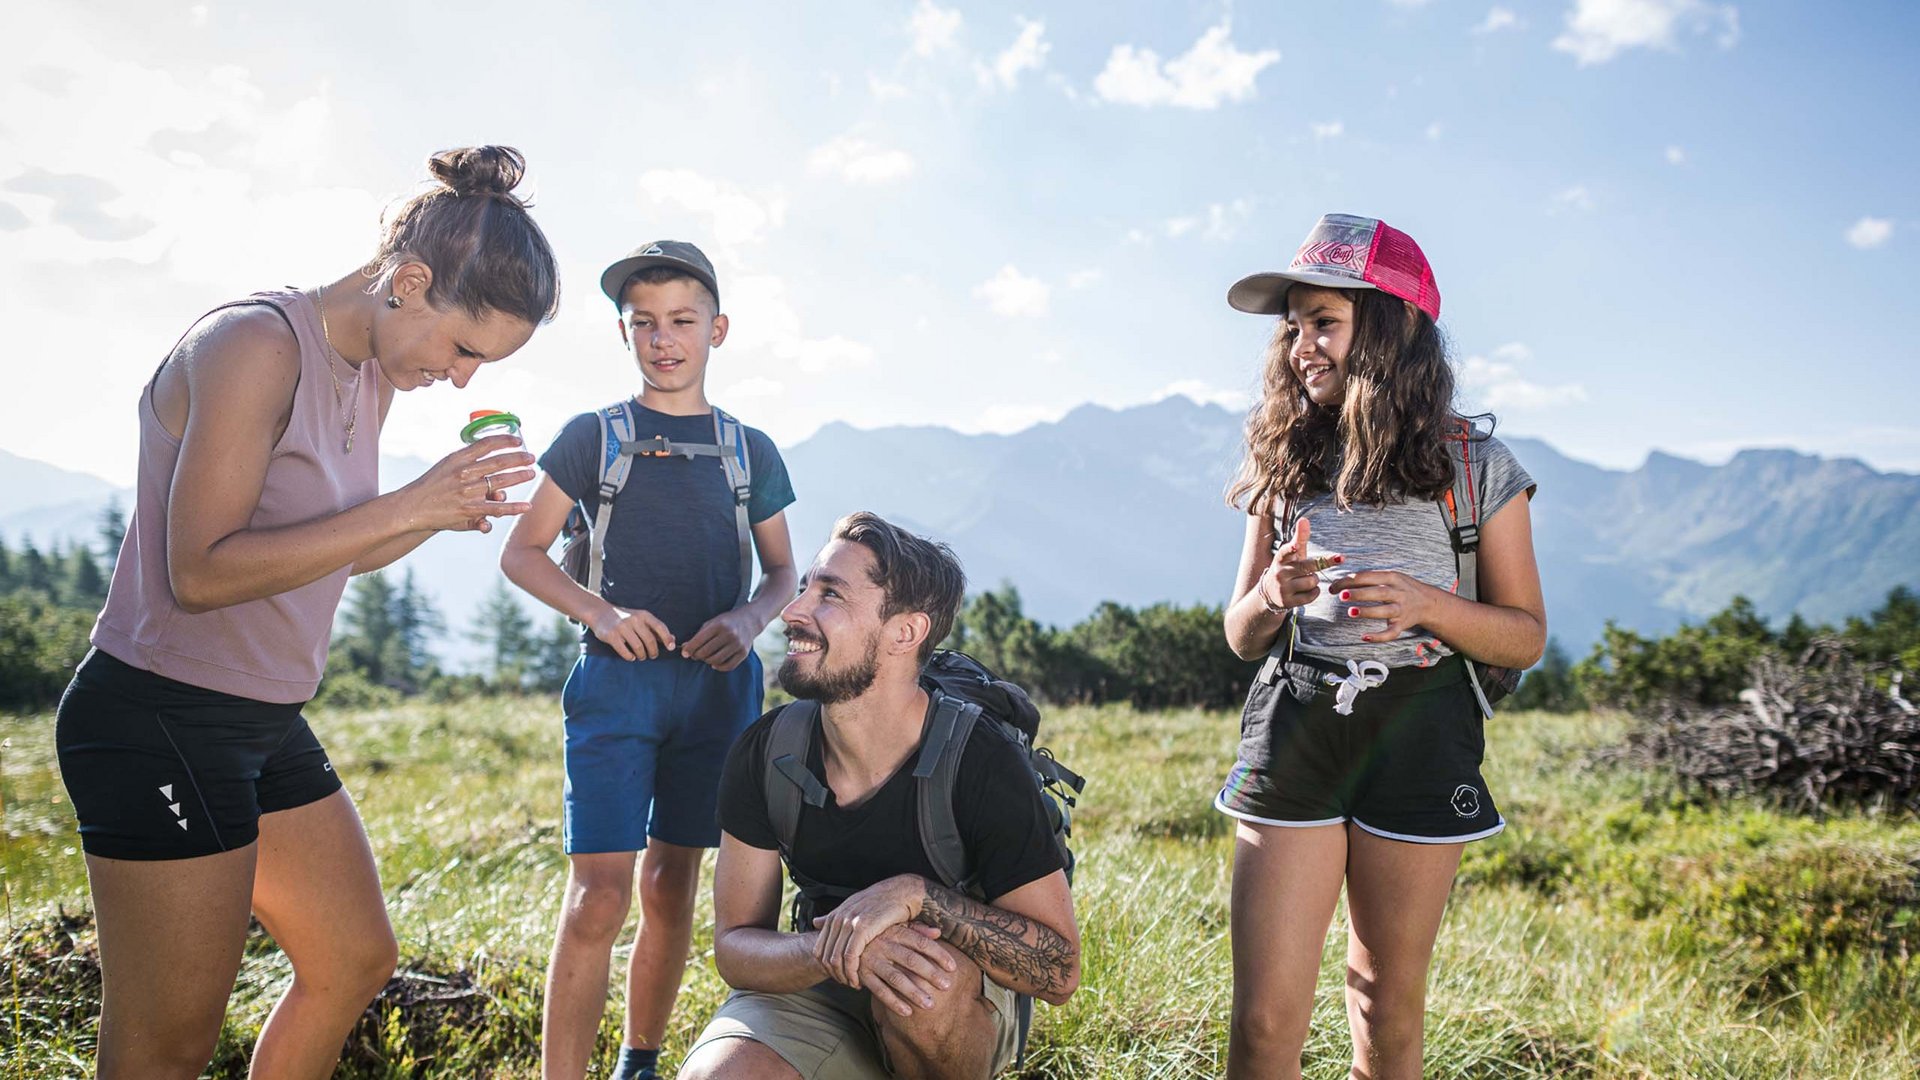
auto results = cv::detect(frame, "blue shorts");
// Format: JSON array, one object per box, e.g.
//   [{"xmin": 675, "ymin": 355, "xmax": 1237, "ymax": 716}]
[{"xmin": 560, "ymin": 650, "xmax": 763, "ymax": 854}]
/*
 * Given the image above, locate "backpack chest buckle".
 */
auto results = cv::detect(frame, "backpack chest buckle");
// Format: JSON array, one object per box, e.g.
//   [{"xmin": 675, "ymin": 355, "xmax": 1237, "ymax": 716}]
[{"xmin": 632, "ymin": 435, "xmax": 676, "ymax": 458}]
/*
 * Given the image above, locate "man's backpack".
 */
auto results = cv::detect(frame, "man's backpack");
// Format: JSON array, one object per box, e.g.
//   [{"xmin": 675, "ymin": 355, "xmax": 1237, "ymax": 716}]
[
  {"xmin": 1260, "ymin": 418, "xmax": 1522, "ymax": 718},
  {"xmin": 557, "ymin": 399, "xmax": 754, "ymax": 607},
  {"xmin": 759, "ymin": 649, "xmax": 1086, "ymax": 1064}
]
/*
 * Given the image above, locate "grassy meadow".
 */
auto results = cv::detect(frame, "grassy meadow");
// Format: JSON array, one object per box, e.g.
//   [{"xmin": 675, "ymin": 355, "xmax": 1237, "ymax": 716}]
[{"xmin": 3, "ymin": 697, "xmax": 1918, "ymax": 1078}]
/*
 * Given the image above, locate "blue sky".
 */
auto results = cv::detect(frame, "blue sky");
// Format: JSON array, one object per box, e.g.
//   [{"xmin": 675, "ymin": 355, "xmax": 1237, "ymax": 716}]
[{"xmin": 3, "ymin": 0, "xmax": 1915, "ymax": 486}]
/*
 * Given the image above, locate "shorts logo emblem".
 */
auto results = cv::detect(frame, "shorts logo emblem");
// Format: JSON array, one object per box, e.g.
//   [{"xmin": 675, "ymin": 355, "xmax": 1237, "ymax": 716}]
[
  {"xmin": 1450, "ymin": 785, "xmax": 1481, "ymax": 819},
  {"xmin": 323, "ymin": 762, "xmax": 334, "ymax": 772},
  {"xmin": 159, "ymin": 783, "xmax": 187, "ymax": 831}
]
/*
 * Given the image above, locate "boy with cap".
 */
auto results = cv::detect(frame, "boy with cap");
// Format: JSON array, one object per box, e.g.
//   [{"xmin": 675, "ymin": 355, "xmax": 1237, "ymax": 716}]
[{"xmin": 500, "ymin": 241, "xmax": 798, "ymax": 1080}]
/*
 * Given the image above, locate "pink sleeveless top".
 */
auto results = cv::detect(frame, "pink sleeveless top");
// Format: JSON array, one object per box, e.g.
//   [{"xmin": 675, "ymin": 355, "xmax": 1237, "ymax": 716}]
[{"xmin": 91, "ymin": 289, "xmax": 383, "ymax": 704}]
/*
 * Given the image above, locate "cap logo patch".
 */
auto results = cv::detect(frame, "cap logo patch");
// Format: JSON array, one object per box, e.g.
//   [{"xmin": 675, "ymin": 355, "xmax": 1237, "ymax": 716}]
[{"xmin": 641, "ymin": 244, "xmax": 664, "ymax": 256}]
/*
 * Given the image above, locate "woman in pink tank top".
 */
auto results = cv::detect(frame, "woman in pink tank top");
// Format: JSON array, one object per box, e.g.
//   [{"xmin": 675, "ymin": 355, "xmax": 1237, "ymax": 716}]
[{"xmin": 54, "ymin": 146, "xmax": 560, "ymax": 1079}]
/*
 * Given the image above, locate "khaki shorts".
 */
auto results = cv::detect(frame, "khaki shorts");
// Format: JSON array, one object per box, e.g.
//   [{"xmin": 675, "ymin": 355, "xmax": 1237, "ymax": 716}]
[{"xmin": 688, "ymin": 976, "xmax": 1022, "ymax": 1079}]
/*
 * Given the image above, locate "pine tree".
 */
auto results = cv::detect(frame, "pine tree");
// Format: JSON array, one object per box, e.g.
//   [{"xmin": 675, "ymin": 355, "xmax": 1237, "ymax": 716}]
[
  {"xmin": 388, "ymin": 569, "xmax": 444, "ymax": 692},
  {"xmin": 333, "ymin": 573, "xmax": 400, "ymax": 687},
  {"xmin": 472, "ymin": 578, "xmax": 536, "ymax": 691},
  {"xmin": 0, "ymin": 535, "xmax": 13, "ymax": 593},
  {"xmin": 64, "ymin": 544, "xmax": 108, "ymax": 609},
  {"xmin": 16, "ymin": 541, "xmax": 55, "ymax": 598},
  {"xmin": 529, "ymin": 616, "xmax": 579, "ymax": 692},
  {"xmin": 99, "ymin": 498, "xmax": 128, "ymax": 572}
]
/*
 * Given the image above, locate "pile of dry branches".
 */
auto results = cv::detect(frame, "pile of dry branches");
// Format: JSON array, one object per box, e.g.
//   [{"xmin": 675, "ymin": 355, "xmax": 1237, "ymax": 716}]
[{"xmin": 1605, "ymin": 640, "xmax": 1920, "ymax": 813}]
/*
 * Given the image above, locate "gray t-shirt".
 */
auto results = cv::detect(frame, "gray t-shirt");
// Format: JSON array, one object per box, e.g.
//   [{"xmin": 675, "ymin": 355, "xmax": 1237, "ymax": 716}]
[{"xmin": 1275, "ymin": 436, "xmax": 1536, "ymax": 668}]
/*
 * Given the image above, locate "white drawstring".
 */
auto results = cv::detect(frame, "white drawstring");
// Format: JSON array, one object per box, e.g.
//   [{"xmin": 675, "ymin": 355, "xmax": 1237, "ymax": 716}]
[{"xmin": 1324, "ymin": 659, "xmax": 1389, "ymax": 715}]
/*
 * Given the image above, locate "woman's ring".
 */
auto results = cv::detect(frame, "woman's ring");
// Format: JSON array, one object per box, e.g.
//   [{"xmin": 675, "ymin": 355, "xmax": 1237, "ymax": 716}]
[{"xmin": 485, "ymin": 475, "xmax": 495, "ymax": 496}]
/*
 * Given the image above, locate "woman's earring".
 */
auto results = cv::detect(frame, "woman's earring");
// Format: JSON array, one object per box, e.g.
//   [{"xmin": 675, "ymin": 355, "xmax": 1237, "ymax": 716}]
[{"xmin": 387, "ymin": 295, "xmax": 404, "ymax": 309}]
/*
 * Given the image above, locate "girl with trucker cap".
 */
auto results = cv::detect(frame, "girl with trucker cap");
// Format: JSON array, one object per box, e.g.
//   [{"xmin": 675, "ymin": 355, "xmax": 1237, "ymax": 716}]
[{"xmin": 1215, "ymin": 213, "xmax": 1546, "ymax": 1079}]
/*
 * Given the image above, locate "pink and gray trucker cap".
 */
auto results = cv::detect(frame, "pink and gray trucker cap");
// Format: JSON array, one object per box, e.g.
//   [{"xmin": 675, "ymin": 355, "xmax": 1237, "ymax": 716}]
[{"xmin": 1228, "ymin": 213, "xmax": 1441, "ymax": 322}]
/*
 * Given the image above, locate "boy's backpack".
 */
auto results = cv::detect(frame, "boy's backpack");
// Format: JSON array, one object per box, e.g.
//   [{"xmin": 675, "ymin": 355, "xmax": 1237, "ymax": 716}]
[
  {"xmin": 759, "ymin": 648, "xmax": 1086, "ymax": 1065},
  {"xmin": 557, "ymin": 399, "xmax": 753, "ymax": 607},
  {"xmin": 1260, "ymin": 418, "xmax": 1522, "ymax": 718}
]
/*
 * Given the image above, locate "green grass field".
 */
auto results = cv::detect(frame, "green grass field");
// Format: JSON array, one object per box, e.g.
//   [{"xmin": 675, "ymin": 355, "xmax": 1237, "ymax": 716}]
[{"xmin": 4, "ymin": 699, "xmax": 1918, "ymax": 1078}]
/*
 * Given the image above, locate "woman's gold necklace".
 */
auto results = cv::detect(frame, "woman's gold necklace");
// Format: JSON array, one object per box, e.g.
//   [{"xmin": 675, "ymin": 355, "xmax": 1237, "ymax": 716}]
[{"xmin": 309, "ymin": 287, "xmax": 362, "ymax": 453}]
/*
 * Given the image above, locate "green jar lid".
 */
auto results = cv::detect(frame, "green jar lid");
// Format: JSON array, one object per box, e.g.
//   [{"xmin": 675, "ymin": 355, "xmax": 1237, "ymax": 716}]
[{"xmin": 459, "ymin": 410, "xmax": 523, "ymax": 444}]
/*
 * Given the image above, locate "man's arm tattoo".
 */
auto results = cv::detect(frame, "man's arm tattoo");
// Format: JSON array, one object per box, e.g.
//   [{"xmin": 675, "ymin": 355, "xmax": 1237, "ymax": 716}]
[{"xmin": 913, "ymin": 881, "xmax": 1076, "ymax": 998}]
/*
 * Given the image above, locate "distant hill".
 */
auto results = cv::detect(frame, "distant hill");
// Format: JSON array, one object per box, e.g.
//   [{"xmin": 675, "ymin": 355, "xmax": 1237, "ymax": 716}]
[{"xmin": 6, "ymin": 398, "xmax": 1917, "ymax": 669}]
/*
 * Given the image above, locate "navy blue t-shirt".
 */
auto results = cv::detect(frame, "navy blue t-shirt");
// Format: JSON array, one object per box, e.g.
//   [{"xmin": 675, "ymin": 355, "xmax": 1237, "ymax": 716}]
[{"xmin": 539, "ymin": 402, "xmax": 795, "ymax": 645}]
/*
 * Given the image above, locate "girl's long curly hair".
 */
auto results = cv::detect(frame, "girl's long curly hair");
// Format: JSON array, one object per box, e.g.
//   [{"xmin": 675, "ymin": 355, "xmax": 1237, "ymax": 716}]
[{"xmin": 1226, "ymin": 287, "xmax": 1462, "ymax": 515}]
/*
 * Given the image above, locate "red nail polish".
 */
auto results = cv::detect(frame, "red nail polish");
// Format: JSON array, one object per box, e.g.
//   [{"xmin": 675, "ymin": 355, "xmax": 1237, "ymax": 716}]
[
  {"xmin": 1333, "ymin": 555, "xmax": 1344, "ymax": 564},
  {"xmin": 1361, "ymin": 635, "xmax": 1373, "ymax": 642},
  {"xmin": 1348, "ymin": 606, "xmax": 1359, "ymax": 617},
  {"xmin": 1340, "ymin": 591, "xmax": 1351, "ymax": 601}
]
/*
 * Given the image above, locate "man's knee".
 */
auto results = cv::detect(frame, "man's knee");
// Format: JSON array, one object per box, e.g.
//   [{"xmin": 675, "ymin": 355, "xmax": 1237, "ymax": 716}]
[
  {"xmin": 870, "ymin": 944, "xmax": 997, "ymax": 1063},
  {"xmin": 679, "ymin": 1035, "xmax": 802, "ymax": 1080}
]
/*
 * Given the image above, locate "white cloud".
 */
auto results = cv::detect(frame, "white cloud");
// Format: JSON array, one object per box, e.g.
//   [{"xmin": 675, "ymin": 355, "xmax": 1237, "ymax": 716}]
[
  {"xmin": 807, "ymin": 134, "xmax": 916, "ymax": 185},
  {"xmin": 973, "ymin": 264, "xmax": 1050, "ymax": 317},
  {"xmin": 1846, "ymin": 217, "xmax": 1893, "ymax": 250},
  {"xmin": 725, "ymin": 272, "xmax": 878, "ymax": 375},
  {"xmin": 1474, "ymin": 7, "xmax": 1520, "ymax": 33},
  {"xmin": 717, "ymin": 376, "xmax": 786, "ymax": 401},
  {"xmin": 1152, "ymin": 380, "xmax": 1251, "ymax": 411},
  {"xmin": 1665, "ymin": 144, "xmax": 1686, "ymax": 164},
  {"xmin": 1160, "ymin": 199, "xmax": 1254, "ymax": 243},
  {"xmin": 1426, "ymin": 121, "xmax": 1445, "ymax": 140},
  {"xmin": 637, "ymin": 169, "xmax": 787, "ymax": 249},
  {"xmin": 971, "ymin": 403, "xmax": 1069, "ymax": 434},
  {"xmin": 1094, "ymin": 22, "xmax": 1280, "ymax": 109},
  {"xmin": 869, "ymin": 73, "xmax": 911, "ymax": 101},
  {"xmin": 1066, "ymin": 268, "xmax": 1104, "ymax": 289},
  {"xmin": 1461, "ymin": 344, "xmax": 1589, "ymax": 410},
  {"xmin": 1552, "ymin": 0, "xmax": 1742, "ymax": 66},
  {"xmin": 978, "ymin": 18, "xmax": 1049, "ymax": 90},
  {"xmin": 1552, "ymin": 184, "xmax": 1596, "ymax": 213},
  {"xmin": 908, "ymin": 0, "xmax": 962, "ymax": 57},
  {"xmin": 1311, "ymin": 120, "xmax": 1344, "ymax": 140}
]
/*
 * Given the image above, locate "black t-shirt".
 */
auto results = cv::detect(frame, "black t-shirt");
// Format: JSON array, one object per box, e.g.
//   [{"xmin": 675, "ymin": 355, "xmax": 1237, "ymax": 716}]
[{"xmin": 717, "ymin": 704, "xmax": 1066, "ymax": 914}]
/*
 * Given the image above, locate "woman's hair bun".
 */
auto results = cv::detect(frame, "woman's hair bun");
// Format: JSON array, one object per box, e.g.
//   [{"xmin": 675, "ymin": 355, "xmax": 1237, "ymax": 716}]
[{"xmin": 427, "ymin": 145, "xmax": 527, "ymax": 198}]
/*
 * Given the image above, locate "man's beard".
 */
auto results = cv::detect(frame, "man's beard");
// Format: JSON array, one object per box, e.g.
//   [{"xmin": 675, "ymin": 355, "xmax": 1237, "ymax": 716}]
[{"xmin": 778, "ymin": 632, "xmax": 881, "ymax": 705}]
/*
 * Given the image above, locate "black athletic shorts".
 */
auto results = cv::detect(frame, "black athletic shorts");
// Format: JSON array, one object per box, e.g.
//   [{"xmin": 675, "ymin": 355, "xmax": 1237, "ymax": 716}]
[
  {"xmin": 1215, "ymin": 653, "xmax": 1504, "ymax": 843},
  {"xmin": 55, "ymin": 648, "xmax": 343, "ymax": 861}
]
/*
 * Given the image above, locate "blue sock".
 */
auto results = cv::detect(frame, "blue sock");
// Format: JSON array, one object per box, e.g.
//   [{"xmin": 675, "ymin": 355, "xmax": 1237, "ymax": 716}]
[{"xmin": 613, "ymin": 1046, "xmax": 659, "ymax": 1080}]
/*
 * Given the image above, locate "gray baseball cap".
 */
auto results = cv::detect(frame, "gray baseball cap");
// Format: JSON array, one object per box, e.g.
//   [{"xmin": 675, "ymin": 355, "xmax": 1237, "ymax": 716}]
[{"xmin": 599, "ymin": 240, "xmax": 720, "ymax": 311}]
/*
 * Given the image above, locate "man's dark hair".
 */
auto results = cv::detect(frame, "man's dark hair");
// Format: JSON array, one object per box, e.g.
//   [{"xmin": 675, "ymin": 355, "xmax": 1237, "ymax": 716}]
[{"xmin": 831, "ymin": 511, "xmax": 966, "ymax": 662}]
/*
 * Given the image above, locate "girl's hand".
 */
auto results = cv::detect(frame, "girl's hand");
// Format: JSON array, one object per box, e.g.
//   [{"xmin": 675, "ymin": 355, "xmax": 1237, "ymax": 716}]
[
  {"xmin": 1330, "ymin": 570, "xmax": 1443, "ymax": 642},
  {"xmin": 399, "ymin": 434, "xmax": 535, "ymax": 533},
  {"xmin": 1258, "ymin": 517, "xmax": 1340, "ymax": 611}
]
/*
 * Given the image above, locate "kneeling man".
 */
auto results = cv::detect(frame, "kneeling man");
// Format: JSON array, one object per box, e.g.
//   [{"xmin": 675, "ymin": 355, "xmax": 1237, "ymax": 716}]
[{"xmin": 681, "ymin": 512, "xmax": 1080, "ymax": 1080}]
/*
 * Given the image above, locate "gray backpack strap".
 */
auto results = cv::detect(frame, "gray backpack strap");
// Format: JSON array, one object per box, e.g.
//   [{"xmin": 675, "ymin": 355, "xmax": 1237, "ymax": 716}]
[
  {"xmin": 913, "ymin": 692, "xmax": 980, "ymax": 894},
  {"xmin": 587, "ymin": 401, "xmax": 639, "ymax": 597},
  {"xmin": 1438, "ymin": 425, "xmax": 1497, "ymax": 720},
  {"xmin": 763, "ymin": 701, "xmax": 825, "ymax": 854},
  {"xmin": 712, "ymin": 407, "xmax": 755, "ymax": 608}
]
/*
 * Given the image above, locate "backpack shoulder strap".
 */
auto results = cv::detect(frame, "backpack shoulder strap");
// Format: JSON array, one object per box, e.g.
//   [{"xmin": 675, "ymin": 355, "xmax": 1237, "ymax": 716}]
[
  {"xmin": 763, "ymin": 700, "xmax": 827, "ymax": 854},
  {"xmin": 1436, "ymin": 420, "xmax": 1484, "ymax": 601},
  {"xmin": 585, "ymin": 401, "xmax": 640, "ymax": 596},
  {"xmin": 712, "ymin": 407, "xmax": 755, "ymax": 608},
  {"xmin": 913, "ymin": 691, "xmax": 981, "ymax": 894},
  {"xmin": 1437, "ymin": 420, "xmax": 1498, "ymax": 719}
]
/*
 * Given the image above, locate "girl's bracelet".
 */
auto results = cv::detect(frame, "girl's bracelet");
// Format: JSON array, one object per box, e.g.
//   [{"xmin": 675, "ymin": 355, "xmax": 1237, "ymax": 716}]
[{"xmin": 1258, "ymin": 580, "xmax": 1289, "ymax": 617}]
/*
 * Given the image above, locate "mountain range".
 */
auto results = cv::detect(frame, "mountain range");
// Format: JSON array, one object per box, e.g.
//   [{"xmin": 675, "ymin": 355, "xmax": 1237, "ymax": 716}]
[{"xmin": 6, "ymin": 398, "xmax": 1917, "ymax": 669}]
